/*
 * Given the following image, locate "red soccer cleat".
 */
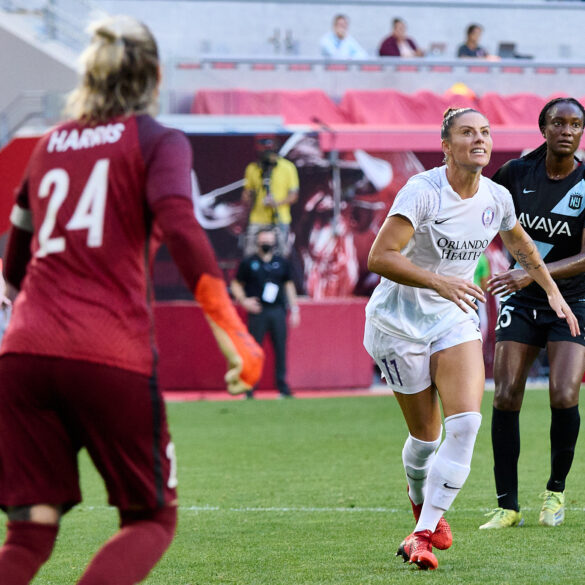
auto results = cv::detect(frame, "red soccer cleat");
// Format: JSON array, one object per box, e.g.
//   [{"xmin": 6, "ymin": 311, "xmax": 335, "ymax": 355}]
[
  {"xmin": 396, "ymin": 530, "xmax": 438, "ymax": 570},
  {"xmin": 431, "ymin": 516, "xmax": 453, "ymax": 550},
  {"xmin": 408, "ymin": 488, "xmax": 452, "ymax": 550}
]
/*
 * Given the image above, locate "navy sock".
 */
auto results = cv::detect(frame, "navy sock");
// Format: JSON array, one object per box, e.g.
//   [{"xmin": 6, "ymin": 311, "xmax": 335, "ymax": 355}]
[
  {"xmin": 491, "ymin": 407, "xmax": 520, "ymax": 511},
  {"xmin": 547, "ymin": 405, "xmax": 580, "ymax": 493}
]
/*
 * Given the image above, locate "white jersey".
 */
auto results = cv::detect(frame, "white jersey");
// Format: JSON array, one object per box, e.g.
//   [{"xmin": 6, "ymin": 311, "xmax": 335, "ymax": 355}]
[{"xmin": 366, "ymin": 166, "xmax": 517, "ymax": 343}]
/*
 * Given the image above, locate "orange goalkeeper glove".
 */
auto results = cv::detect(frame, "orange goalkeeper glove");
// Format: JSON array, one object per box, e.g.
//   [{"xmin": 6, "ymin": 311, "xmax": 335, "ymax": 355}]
[{"xmin": 195, "ymin": 274, "xmax": 264, "ymax": 394}]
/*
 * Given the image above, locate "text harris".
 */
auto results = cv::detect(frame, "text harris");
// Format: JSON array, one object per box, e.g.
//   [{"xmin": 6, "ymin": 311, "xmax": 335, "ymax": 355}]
[{"xmin": 47, "ymin": 123, "xmax": 126, "ymax": 153}]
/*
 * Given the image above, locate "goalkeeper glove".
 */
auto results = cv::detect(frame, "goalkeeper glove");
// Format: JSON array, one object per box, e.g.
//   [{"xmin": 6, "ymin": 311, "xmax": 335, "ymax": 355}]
[{"xmin": 195, "ymin": 274, "xmax": 264, "ymax": 394}]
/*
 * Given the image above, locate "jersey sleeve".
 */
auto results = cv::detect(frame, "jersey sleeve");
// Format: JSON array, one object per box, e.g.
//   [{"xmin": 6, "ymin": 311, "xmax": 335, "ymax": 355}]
[
  {"xmin": 145, "ymin": 129, "xmax": 193, "ymax": 206},
  {"xmin": 151, "ymin": 195, "xmax": 222, "ymax": 291},
  {"xmin": 4, "ymin": 175, "xmax": 34, "ymax": 289},
  {"xmin": 496, "ymin": 184, "xmax": 517, "ymax": 232},
  {"xmin": 243, "ymin": 163, "xmax": 257, "ymax": 191},
  {"xmin": 388, "ymin": 176, "xmax": 438, "ymax": 229},
  {"xmin": 282, "ymin": 257, "xmax": 292, "ymax": 282},
  {"xmin": 286, "ymin": 160, "xmax": 299, "ymax": 191},
  {"xmin": 235, "ymin": 258, "xmax": 248, "ymax": 283}
]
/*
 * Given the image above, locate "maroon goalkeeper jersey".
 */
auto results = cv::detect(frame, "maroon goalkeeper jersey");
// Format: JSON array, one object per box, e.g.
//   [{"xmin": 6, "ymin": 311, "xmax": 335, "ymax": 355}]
[{"xmin": 2, "ymin": 114, "xmax": 196, "ymax": 375}]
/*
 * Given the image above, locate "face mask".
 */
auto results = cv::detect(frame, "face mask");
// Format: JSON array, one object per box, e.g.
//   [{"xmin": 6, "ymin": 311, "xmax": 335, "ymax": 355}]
[{"xmin": 260, "ymin": 244, "xmax": 274, "ymax": 254}]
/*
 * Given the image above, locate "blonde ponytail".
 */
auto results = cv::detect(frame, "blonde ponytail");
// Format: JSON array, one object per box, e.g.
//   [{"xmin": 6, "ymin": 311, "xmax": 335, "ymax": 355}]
[{"xmin": 65, "ymin": 15, "xmax": 159, "ymax": 123}]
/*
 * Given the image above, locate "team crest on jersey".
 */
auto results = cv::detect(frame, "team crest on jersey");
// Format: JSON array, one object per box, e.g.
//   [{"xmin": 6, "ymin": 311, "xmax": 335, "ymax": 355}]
[
  {"xmin": 550, "ymin": 179, "xmax": 585, "ymax": 217},
  {"xmin": 570, "ymin": 194, "xmax": 582, "ymax": 210},
  {"xmin": 482, "ymin": 207, "xmax": 495, "ymax": 228}
]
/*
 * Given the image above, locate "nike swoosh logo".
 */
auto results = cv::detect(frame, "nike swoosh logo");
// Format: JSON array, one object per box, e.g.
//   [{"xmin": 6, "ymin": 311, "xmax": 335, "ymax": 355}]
[
  {"xmin": 522, "ymin": 188, "xmax": 536, "ymax": 194},
  {"xmin": 443, "ymin": 482, "xmax": 460, "ymax": 490},
  {"xmin": 434, "ymin": 218, "xmax": 449, "ymax": 224}
]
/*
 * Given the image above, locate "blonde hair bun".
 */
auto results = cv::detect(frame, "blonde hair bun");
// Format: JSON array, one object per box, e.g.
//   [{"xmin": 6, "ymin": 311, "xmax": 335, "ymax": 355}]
[{"xmin": 66, "ymin": 15, "xmax": 159, "ymax": 123}]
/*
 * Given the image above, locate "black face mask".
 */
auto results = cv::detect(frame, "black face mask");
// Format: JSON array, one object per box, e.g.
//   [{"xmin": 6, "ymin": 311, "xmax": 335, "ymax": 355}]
[
  {"xmin": 260, "ymin": 244, "xmax": 274, "ymax": 254},
  {"xmin": 260, "ymin": 151, "xmax": 277, "ymax": 170}
]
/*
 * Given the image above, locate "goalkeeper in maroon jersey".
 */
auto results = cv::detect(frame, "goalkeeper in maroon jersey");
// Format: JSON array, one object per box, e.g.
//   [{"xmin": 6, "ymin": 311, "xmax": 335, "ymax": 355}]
[{"xmin": 0, "ymin": 15, "xmax": 263, "ymax": 585}]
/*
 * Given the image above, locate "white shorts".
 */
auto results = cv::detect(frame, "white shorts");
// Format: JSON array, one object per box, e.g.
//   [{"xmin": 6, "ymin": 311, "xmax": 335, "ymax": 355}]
[{"xmin": 363, "ymin": 317, "xmax": 482, "ymax": 394}]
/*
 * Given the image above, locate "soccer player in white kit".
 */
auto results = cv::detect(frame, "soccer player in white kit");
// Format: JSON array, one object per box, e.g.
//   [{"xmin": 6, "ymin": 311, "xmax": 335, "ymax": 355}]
[{"xmin": 364, "ymin": 108, "xmax": 579, "ymax": 570}]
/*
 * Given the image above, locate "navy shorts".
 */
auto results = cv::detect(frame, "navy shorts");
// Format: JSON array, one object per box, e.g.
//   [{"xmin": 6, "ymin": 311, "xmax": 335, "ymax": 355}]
[
  {"xmin": 495, "ymin": 301, "xmax": 585, "ymax": 348},
  {"xmin": 0, "ymin": 354, "xmax": 177, "ymax": 513}
]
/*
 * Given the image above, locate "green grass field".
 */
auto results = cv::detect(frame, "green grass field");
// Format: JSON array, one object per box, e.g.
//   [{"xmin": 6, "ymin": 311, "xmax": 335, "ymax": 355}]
[{"xmin": 14, "ymin": 388, "xmax": 585, "ymax": 584}]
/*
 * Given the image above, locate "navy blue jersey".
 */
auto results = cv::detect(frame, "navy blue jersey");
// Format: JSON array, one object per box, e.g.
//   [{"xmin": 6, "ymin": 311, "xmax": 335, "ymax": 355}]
[{"xmin": 492, "ymin": 154, "xmax": 585, "ymax": 307}]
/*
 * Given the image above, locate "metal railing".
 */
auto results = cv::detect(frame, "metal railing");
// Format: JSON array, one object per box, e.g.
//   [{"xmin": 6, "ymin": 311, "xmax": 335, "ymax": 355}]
[
  {"xmin": 1, "ymin": 0, "xmax": 95, "ymax": 52},
  {"xmin": 0, "ymin": 91, "xmax": 65, "ymax": 147}
]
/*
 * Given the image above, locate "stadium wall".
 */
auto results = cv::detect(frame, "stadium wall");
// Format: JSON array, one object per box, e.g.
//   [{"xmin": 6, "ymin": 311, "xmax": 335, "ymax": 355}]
[
  {"xmin": 0, "ymin": 11, "xmax": 77, "ymax": 112},
  {"xmin": 155, "ymin": 299, "xmax": 373, "ymax": 391},
  {"xmin": 99, "ymin": 1, "xmax": 585, "ymax": 64}
]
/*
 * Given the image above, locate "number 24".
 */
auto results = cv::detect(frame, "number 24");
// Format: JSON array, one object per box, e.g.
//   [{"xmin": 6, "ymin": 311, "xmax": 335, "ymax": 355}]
[{"xmin": 36, "ymin": 159, "xmax": 110, "ymax": 257}]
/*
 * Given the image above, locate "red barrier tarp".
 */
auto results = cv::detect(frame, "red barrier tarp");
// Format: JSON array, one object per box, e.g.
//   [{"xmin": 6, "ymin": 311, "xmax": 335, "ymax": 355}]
[{"xmin": 191, "ymin": 88, "xmax": 348, "ymax": 124}]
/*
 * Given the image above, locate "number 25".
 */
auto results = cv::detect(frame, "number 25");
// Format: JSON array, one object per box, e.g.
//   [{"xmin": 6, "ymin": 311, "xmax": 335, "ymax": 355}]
[{"xmin": 36, "ymin": 159, "xmax": 110, "ymax": 257}]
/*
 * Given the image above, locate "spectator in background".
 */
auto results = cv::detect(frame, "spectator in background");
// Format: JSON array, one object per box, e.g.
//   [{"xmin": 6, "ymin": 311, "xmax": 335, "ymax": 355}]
[
  {"xmin": 457, "ymin": 24, "xmax": 490, "ymax": 58},
  {"xmin": 242, "ymin": 136, "xmax": 299, "ymax": 257},
  {"xmin": 231, "ymin": 227, "xmax": 300, "ymax": 399},
  {"xmin": 320, "ymin": 14, "xmax": 368, "ymax": 59},
  {"xmin": 378, "ymin": 18, "xmax": 424, "ymax": 58}
]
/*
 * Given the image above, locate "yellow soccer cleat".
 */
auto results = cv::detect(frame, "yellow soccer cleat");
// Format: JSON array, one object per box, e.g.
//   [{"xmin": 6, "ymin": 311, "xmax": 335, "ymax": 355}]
[
  {"xmin": 539, "ymin": 490, "xmax": 565, "ymax": 527},
  {"xmin": 479, "ymin": 507, "xmax": 524, "ymax": 529}
]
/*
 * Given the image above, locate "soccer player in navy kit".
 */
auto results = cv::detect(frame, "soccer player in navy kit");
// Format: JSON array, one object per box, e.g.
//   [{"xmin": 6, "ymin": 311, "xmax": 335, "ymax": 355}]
[
  {"xmin": 481, "ymin": 98, "xmax": 585, "ymax": 529},
  {"xmin": 0, "ymin": 15, "xmax": 263, "ymax": 585},
  {"xmin": 364, "ymin": 107, "xmax": 578, "ymax": 570}
]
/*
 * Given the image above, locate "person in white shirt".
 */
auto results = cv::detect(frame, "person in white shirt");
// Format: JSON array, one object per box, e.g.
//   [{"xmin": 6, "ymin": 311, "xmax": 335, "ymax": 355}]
[
  {"xmin": 364, "ymin": 107, "xmax": 579, "ymax": 570},
  {"xmin": 320, "ymin": 14, "xmax": 367, "ymax": 59}
]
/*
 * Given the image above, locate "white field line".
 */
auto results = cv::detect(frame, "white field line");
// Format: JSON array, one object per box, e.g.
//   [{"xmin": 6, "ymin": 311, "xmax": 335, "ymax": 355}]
[{"xmin": 78, "ymin": 504, "xmax": 585, "ymax": 514}]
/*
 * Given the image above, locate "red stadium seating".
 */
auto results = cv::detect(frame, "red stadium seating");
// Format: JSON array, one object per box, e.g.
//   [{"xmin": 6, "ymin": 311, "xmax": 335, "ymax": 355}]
[
  {"xmin": 477, "ymin": 92, "xmax": 569, "ymax": 126},
  {"xmin": 338, "ymin": 89, "xmax": 478, "ymax": 125},
  {"xmin": 190, "ymin": 88, "xmax": 580, "ymax": 131},
  {"xmin": 191, "ymin": 88, "xmax": 348, "ymax": 124}
]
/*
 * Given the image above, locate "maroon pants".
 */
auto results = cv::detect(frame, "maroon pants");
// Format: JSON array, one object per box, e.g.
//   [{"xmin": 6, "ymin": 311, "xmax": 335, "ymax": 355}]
[{"xmin": 0, "ymin": 354, "xmax": 177, "ymax": 512}]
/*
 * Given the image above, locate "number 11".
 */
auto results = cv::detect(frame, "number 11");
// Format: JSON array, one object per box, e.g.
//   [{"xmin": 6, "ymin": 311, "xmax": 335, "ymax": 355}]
[{"xmin": 381, "ymin": 357, "xmax": 403, "ymax": 387}]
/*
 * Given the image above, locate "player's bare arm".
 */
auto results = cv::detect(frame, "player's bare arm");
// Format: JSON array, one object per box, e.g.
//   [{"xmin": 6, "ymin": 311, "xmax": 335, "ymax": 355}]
[
  {"xmin": 534, "ymin": 227, "xmax": 585, "ymax": 280},
  {"xmin": 499, "ymin": 222, "xmax": 580, "ymax": 336},
  {"xmin": 489, "ymin": 229, "xmax": 585, "ymax": 296}
]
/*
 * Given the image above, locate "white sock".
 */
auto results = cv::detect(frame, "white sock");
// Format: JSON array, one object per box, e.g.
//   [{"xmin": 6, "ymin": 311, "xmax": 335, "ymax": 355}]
[
  {"xmin": 402, "ymin": 433, "xmax": 442, "ymax": 506},
  {"xmin": 416, "ymin": 412, "xmax": 482, "ymax": 532}
]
